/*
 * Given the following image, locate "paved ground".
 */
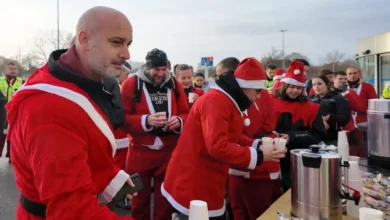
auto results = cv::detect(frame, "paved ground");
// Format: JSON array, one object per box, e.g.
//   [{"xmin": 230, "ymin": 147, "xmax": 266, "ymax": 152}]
[
  {"xmin": 0, "ymin": 157, "xmax": 17, "ymax": 220},
  {"xmin": 0, "ymin": 155, "xmax": 133, "ymax": 219}
]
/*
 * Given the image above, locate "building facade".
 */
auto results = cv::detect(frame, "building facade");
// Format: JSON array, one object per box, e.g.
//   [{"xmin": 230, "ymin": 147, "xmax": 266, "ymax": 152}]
[{"xmin": 356, "ymin": 32, "xmax": 390, "ymax": 96}]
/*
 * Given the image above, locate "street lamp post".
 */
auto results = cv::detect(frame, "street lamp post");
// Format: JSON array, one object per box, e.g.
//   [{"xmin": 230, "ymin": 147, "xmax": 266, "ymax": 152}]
[
  {"xmin": 280, "ymin": 29, "xmax": 288, "ymax": 69},
  {"xmin": 57, "ymin": 0, "xmax": 60, "ymax": 49}
]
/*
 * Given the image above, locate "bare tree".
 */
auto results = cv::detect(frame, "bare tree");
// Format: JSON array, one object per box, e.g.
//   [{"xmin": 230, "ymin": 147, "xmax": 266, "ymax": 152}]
[
  {"xmin": 323, "ymin": 50, "xmax": 346, "ymax": 72},
  {"xmin": 260, "ymin": 47, "xmax": 283, "ymax": 67},
  {"xmin": 33, "ymin": 29, "xmax": 73, "ymax": 64},
  {"xmin": 285, "ymin": 52, "xmax": 309, "ymax": 62}
]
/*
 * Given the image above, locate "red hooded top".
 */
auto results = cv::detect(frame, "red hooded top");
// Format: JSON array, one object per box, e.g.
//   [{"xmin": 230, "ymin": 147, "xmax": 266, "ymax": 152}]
[{"xmin": 7, "ymin": 53, "xmax": 134, "ymax": 219}]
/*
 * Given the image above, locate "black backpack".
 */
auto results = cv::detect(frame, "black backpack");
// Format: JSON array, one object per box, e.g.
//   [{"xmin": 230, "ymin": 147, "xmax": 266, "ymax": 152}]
[{"xmin": 131, "ymin": 75, "xmax": 180, "ymax": 113}]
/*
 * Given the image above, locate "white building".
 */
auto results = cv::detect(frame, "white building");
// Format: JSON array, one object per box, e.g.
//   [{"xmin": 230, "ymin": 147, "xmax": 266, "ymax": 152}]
[{"xmin": 356, "ymin": 32, "xmax": 390, "ymax": 96}]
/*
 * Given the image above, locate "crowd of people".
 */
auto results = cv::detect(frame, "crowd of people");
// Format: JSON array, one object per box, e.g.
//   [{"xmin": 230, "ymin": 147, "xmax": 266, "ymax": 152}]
[{"xmin": 1, "ymin": 5, "xmax": 389, "ymax": 220}]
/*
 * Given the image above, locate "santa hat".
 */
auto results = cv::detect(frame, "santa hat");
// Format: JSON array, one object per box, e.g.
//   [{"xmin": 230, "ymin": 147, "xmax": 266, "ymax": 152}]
[
  {"xmin": 273, "ymin": 69, "xmax": 285, "ymax": 81},
  {"xmin": 234, "ymin": 57, "xmax": 266, "ymax": 89},
  {"xmin": 281, "ymin": 61, "xmax": 306, "ymax": 87}
]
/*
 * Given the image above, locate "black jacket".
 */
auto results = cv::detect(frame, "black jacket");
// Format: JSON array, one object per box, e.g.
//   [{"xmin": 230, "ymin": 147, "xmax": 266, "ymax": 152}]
[
  {"xmin": 49, "ymin": 49, "xmax": 125, "ymax": 130},
  {"xmin": 311, "ymin": 90, "xmax": 350, "ymax": 143},
  {"xmin": 0, "ymin": 92, "xmax": 6, "ymax": 132},
  {"xmin": 274, "ymin": 97, "xmax": 326, "ymax": 174}
]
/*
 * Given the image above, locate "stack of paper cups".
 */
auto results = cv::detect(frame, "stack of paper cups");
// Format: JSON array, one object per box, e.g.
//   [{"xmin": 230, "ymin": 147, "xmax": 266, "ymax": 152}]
[
  {"xmin": 346, "ymin": 160, "xmax": 364, "ymax": 218},
  {"xmin": 359, "ymin": 207, "xmax": 384, "ymax": 220},
  {"xmin": 189, "ymin": 200, "xmax": 209, "ymax": 220},
  {"xmin": 337, "ymin": 131, "xmax": 349, "ymax": 163}
]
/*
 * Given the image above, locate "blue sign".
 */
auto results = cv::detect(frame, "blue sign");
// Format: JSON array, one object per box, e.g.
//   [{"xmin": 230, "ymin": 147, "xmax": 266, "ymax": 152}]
[{"xmin": 201, "ymin": 57, "xmax": 214, "ymax": 67}]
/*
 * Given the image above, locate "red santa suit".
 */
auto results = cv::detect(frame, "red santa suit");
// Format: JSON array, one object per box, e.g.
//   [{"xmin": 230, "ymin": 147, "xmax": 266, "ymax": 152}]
[
  {"xmin": 121, "ymin": 65, "xmax": 189, "ymax": 220},
  {"xmin": 274, "ymin": 61, "xmax": 326, "ymax": 191},
  {"xmin": 113, "ymin": 84, "xmax": 130, "ymax": 170},
  {"xmin": 113, "ymin": 128, "xmax": 129, "ymax": 170},
  {"xmin": 229, "ymin": 90, "xmax": 282, "ymax": 220},
  {"xmin": 162, "ymin": 58, "xmax": 268, "ymax": 218},
  {"xmin": 338, "ymin": 89, "xmax": 366, "ymax": 131},
  {"xmin": 7, "ymin": 49, "xmax": 134, "ymax": 219},
  {"xmin": 349, "ymin": 81, "xmax": 377, "ymax": 125},
  {"xmin": 347, "ymin": 80, "xmax": 377, "ymax": 157}
]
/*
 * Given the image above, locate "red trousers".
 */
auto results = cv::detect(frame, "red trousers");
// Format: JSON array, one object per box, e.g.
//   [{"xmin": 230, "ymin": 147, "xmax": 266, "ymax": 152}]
[
  {"xmin": 127, "ymin": 166, "xmax": 172, "ymax": 220},
  {"xmin": 229, "ymin": 176, "xmax": 282, "ymax": 220},
  {"xmin": 114, "ymin": 148, "xmax": 128, "ymax": 170},
  {"xmin": 0, "ymin": 133, "xmax": 9, "ymax": 158}
]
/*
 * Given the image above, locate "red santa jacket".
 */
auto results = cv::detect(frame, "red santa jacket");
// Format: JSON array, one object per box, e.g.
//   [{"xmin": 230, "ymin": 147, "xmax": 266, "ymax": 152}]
[
  {"xmin": 121, "ymin": 74, "xmax": 189, "ymax": 172},
  {"xmin": 229, "ymin": 90, "xmax": 280, "ymax": 180},
  {"xmin": 161, "ymin": 84, "xmax": 260, "ymax": 217},
  {"xmin": 7, "ymin": 64, "xmax": 133, "ymax": 220},
  {"xmin": 340, "ymin": 89, "xmax": 367, "ymax": 131},
  {"xmin": 273, "ymin": 98, "xmax": 320, "ymax": 127},
  {"xmin": 350, "ymin": 82, "xmax": 377, "ymax": 125}
]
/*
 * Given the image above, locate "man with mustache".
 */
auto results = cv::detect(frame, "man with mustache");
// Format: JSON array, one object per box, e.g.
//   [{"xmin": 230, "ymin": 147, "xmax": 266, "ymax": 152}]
[
  {"xmin": 6, "ymin": 6, "xmax": 136, "ymax": 219},
  {"xmin": 120, "ymin": 48, "xmax": 189, "ymax": 220}
]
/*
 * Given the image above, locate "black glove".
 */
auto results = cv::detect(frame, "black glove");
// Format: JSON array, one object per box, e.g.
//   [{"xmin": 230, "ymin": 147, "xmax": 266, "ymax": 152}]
[
  {"xmin": 256, "ymin": 148, "xmax": 264, "ymax": 166},
  {"xmin": 275, "ymin": 112, "xmax": 293, "ymax": 133}
]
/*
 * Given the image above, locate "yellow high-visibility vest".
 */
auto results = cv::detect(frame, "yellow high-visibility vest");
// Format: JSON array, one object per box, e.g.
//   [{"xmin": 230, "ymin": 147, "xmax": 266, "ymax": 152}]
[
  {"xmin": 383, "ymin": 84, "xmax": 390, "ymax": 99},
  {"xmin": 0, "ymin": 76, "xmax": 23, "ymax": 102}
]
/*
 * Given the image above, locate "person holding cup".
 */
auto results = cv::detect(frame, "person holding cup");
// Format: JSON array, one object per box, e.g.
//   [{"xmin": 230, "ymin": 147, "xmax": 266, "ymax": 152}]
[
  {"xmin": 121, "ymin": 48, "xmax": 189, "ymax": 220},
  {"xmin": 273, "ymin": 60, "xmax": 327, "ymax": 191},
  {"xmin": 229, "ymin": 89, "xmax": 285, "ymax": 219},
  {"xmin": 162, "ymin": 58, "xmax": 286, "ymax": 219},
  {"xmin": 174, "ymin": 64, "xmax": 204, "ymax": 108}
]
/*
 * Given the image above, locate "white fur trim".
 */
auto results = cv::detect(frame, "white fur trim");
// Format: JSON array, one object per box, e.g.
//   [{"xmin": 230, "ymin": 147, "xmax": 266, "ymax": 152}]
[
  {"xmin": 294, "ymin": 69, "xmax": 301, "ymax": 75},
  {"xmin": 253, "ymin": 102, "xmax": 259, "ymax": 111},
  {"xmin": 16, "ymin": 84, "xmax": 117, "ymax": 156},
  {"xmin": 141, "ymin": 83, "xmax": 173, "ymax": 150},
  {"xmin": 273, "ymin": 75, "xmax": 283, "ymax": 81},
  {"xmin": 341, "ymin": 90, "xmax": 350, "ymax": 96},
  {"xmin": 235, "ymin": 78, "xmax": 266, "ymax": 89},
  {"xmin": 99, "ymin": 170, "xmax": 129, "ymax": 203},
  {"xmin": 161, "ymin": 183, "xmax": 226, "ymax": 217},
  {"xmin": 229, "ymin": 169, "xmax": 250, "ymax": 178},
  {"xmin": 270, "ymin": 171, "xmax": 280, "ymax": 180},
  {"xmin": 248, "ymin": 147, "xmax": 257, "ymax": 170},
  {"xmin": 251, "ymin": 139, "xmax": 261, "ymax": 149},
  {"xmin": 281, "ymin": 78, "xmax": 306, "ymax": 87},
  {"xmin": 173, "ymin": 116, "xmax": 183, "ymax": 134},
  {"xmin": 243, "ymin": 118, "xmax": 250, "ymax": 126},
  {"xmin": 141, "ymin": 114, "xmax": 153, "ymax": 132},
  {"xmin": 115, "ymin": 137, "xmax": 129, "ymax": 150}
]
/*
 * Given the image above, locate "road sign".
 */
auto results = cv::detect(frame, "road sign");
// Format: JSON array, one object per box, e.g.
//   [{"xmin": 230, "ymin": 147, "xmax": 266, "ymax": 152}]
[{"xmin": 201, "ymin": 57, "xmax": 214, "ymax": 67}]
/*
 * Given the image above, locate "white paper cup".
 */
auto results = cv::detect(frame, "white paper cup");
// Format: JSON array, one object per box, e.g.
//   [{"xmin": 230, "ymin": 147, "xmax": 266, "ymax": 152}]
[
  {"xmin": 273, "ymin": 138, "xmax": 287, "ymax": 151},
  {"xmin": 189, "ymin": 200, "xmax": 209, "ymax": 220},
  {"xmin": 347, "ymin": 161, "xmax": 362, "ymax": 181},
  {"xmin": 359, "ymin": 207, "xmax": 383, "ymax": 220},
  {"xmin": 156, "ymin": 111, "xmax": 167, "ymax": 119},
  {"xmin": 189, "ymin": 92, "xmax": 196, "ymax": 103},
  {"xmin": 262, "ymin": 137, "xmax": 273, "ymax": 148},
  {"xmin": 349, "ymin": 156, "xmax": 360, "ymax": 162}
]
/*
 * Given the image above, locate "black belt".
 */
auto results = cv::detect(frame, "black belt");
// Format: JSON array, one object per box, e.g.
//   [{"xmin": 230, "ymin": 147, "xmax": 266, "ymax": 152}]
[{"xmin": 20, "ymin": 194, "xmax": 47, "ymax": 218}]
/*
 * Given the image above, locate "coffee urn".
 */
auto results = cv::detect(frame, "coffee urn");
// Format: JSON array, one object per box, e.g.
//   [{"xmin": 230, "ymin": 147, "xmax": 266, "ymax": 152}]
[
  {"xmin": 291, "ymin": 146, "xmax": 360, "ymax": 220},
  {"xmin": 367, "ymin": 99, "xmax": 390, "ymax": 170}
]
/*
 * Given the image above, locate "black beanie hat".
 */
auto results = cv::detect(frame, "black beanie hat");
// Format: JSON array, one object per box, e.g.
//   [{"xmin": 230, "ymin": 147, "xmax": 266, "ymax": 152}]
[{"xmin": 145, "ymin": 48, "xmax": 168, "ymax": 70}]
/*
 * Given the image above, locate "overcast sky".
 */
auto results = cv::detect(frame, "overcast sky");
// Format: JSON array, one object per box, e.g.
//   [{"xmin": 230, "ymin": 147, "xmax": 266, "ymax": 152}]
[{"xmin": 1, "ymin": 0, "xmax": 389, "ymax": 67}]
